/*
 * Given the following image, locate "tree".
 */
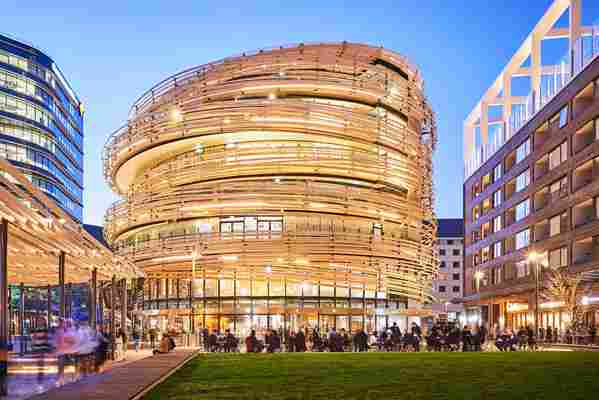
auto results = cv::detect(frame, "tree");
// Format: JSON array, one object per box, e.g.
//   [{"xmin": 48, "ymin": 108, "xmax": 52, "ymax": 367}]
[{"xmin": 542, "ymin": 268, "xmax": 584, "ymax": 328}]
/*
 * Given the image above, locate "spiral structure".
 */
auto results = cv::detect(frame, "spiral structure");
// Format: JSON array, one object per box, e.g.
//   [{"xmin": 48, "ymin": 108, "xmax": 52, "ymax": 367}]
[{"xmin": 104, "ymin": 42, "xmax": 437, "ymax": 333}]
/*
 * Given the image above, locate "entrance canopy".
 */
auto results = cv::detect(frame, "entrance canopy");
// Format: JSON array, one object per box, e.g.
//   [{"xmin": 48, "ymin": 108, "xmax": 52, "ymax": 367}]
[{"xmin": 0, "ymin": 158, "xmax": 143, "ymax": 286}]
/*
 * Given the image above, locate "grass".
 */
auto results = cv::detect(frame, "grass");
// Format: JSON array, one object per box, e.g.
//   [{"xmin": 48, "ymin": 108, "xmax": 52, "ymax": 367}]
[{"xmin": 144, "ymin": 351, "xmax": 599, "ymax": 400}]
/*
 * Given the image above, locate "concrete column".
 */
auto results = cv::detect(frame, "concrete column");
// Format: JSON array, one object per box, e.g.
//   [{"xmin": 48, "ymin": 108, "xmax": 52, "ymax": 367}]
[
  {"xmin": 58, "ymin": 251, "xmax": 65, "ymax": 321},
  {"xmin": 0, "ymin": 219, "xmax": 9, "ymax": 396}
]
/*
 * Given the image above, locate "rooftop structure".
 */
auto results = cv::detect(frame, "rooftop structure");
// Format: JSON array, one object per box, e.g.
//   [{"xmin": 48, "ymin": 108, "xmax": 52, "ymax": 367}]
[{"xmin": 464, "ymin": 0, "xmax": 598, "ymax": 179}]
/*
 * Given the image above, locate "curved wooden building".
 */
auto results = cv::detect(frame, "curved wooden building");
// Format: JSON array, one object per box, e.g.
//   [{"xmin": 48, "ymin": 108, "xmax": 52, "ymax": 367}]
[{"xmin": 103, "ymin": 42, "xmax": 437, "ymax": 335}]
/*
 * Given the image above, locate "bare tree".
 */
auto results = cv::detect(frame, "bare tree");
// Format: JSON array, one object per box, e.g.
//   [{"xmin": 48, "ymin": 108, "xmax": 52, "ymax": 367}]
[{"xmin": 543, "ymin": 268, "xmax": 584, "ymax": 328}]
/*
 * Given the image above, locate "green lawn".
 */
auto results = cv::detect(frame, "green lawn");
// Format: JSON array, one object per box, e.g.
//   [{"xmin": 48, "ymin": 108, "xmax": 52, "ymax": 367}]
[{"xmin": 144, "ymin": 352, "xmax": 599, "ymax": 400}]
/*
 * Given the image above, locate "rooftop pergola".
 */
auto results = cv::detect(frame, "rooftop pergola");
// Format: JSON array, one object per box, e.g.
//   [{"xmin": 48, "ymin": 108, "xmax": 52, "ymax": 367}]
[{"xmin": 463, "ymin": 0, "xmax": 598, "ymax": 178}]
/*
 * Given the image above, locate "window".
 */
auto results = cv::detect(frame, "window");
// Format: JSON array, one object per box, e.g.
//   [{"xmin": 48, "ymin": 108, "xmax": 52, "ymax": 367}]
[
  {"xmin": 493, "ymin": 190, "xmax": 502, "ymax": 207},
  {"xmin": 447, "ymin": 240, "xmax": 454, "ymax": 245},
  {"xmin": 439, "ymin": 286, "xmax": 446, "ymax": 293},
  {"xmin": 453, "ymin": 261, "xmax": 460, "ymax": 269},
  {"xmin": 550, "ymin": 176, "xmax": 568, "ymax": 196},
  {"xmin": 452, "ymin": 273, "xmax": 460, "ymax": 280},
  {"xmin": 516, "ymin": 169, "xmax": 530, "ymax": 192},
  {"xmin": 373, "ymin": 223, "xmax": 383, "ymax": 238},
  {"xmin": 494, "ymin": 163, "xmax": 502, "ymax": 182},
  {"xmin": 482, "ymin": 198, "xmax": 492, "ymax": 213},
  {"xmin": 482, "ymin": 247, "xmax": 490, "ymax": 263},
  {"xmin": 493, "ymin": 215, "xmax": 502, "ymax": 233},
  {"xmin": 452, "ymin": 249, "xmax": 460, "ymax": 256},
  {"xmin": 549, "ymin": 141, "xmax": 568, "ymax": 170},
  {"xmin": 516, "ymin": 260, "xmax": 529, "ymax": 278},
  {"xmin": 482, "ymin": 173, "xmax": 492, "ymax": 190},
  {"xmin": 516, "ymin": 138, "xmax": 530, "ymax": 163},
  {"xmin": 549, "ymin": 212, "xmax": 566, "ymax": 237},
  {"xmin": 515, "ymin": 199, "xmax": 530, "ymax": 221},
  {"xmin": 493, "ymin": 241, "xmax": 502, "ymax": 258},
  {"xmin": 472, "ymin": 205, "xmax": 481, "ymax": 221},
  {"xmin": 439, "ymin": 249, "xmax": 446, "ymax": 256},
  {"xmin": 440, "ymin": 261, "xmax": 446, "ymax": 268},
  {"xmin": 452, "ymin": 286, "xmax": 460, "ymax": 293},
  {"xmin": 559, "ymin": 106, "xmax": 568, "ymax": 128},
  {"xmin": 549, "ymin": 246, "xmax": 568, "ymax": 269},
  {"xmin": 515, "ymin": 229, "xmax": 530, "ymax": 250}
]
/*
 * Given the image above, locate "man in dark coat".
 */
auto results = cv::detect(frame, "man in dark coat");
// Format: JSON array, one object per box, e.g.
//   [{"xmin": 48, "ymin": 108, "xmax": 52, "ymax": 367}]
[
  {"xmin": 295, "ymin": 330, "xmax": 306, "ymax": 352},
  {"xmin": 268, "ymin": 330, "xmax": 281, "ymax": 353}
]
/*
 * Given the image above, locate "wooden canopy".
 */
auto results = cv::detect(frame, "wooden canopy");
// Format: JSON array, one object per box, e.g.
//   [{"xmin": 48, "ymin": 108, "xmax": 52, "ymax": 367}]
[{"xmin": 0, "ymin": 157, "xmax": 143, "ymax": 286}]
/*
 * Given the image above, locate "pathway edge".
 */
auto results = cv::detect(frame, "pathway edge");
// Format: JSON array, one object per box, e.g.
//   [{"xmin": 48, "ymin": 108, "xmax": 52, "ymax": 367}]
[{"xmin": 129, "ymin": 350, "xmax": 201, "ymax": 400}]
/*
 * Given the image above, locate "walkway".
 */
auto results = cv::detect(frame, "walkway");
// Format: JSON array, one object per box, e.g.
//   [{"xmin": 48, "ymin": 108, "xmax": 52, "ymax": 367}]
[{"xmin": 26, "ymin": 349, "xmax": 198, "ymax": 400}]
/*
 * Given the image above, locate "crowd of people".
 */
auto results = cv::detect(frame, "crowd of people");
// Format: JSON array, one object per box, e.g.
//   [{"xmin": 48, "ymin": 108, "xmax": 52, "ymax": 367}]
[{"xmin": 196, "ymin": 321, "xmax": 598, "ymax": 353}]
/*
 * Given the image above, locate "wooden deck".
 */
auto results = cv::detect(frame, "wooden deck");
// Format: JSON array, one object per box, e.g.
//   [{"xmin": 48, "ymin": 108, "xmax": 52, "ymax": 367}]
[{"xmin": 28, "ymin": 349, "xmax": 198, "ymax": 400}]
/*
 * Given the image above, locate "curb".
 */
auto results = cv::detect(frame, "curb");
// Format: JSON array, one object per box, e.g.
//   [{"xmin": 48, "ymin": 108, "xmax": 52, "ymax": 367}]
[{"xmin": 130, "ymin": 350, "xmax": 201, "ymax": 400}]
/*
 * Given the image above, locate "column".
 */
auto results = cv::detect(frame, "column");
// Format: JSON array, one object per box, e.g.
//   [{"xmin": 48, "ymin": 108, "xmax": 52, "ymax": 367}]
[
  {"xmin": 66, "ymin": 283, "xmax": 72, "ymax": 320},
  {"xmin": 18, "ymin": 282, "xmax": 24, "ymax": 355},
  {"xmin": 58, "ymin": 251, "xmax": 65, "ymax": 321},
  {"xmin": 480, "ymin": 101, "xmax": 489, "ymax": 148},
  {"xmin": 502, "ymin": 72, "xmax": 512, "ymax": 134},
  {"xmin": 46, "ymin": 285, "xmax": 51, "ymax": 329},
  {"xmin": 57, "ymin": 251, "xmax": 66, "ymax": 386},
  {"xmin": 569, "ymin": 0, "xmax": 582, "ymax": 70},
  {"xmin": 90, "ymin": 268, "xmax": 97, "ymax": 330},
  {"xmin": 110, "ymin": 275, "xmax": 116, "ymax": 360},
  {"xmin": 121, "ymin": 279, "xmax": 127, "ymax": 336},
  {"xmin": 531, "ymin": 32, "xmax": 542, "ymax": 96},
  {"xmin": 0, "ymin": 219, "xmax": 9, "ymax": 396}
]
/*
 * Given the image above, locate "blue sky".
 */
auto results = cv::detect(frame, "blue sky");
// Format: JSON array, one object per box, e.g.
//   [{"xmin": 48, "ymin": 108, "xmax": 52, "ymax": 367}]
[{"xmin": 3, "ymin": 0, "xmax": 599, "ymax": 225}]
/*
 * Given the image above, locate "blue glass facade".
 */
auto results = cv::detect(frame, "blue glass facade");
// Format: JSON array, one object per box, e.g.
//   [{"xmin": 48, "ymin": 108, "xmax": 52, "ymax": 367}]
[{"xmin": 0, "ymin": 34, "xmax": 83, "ymax": 221}]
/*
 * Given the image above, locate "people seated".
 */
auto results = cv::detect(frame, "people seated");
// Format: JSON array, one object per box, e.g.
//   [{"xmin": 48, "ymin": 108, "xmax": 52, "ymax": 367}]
[{"xmin": 153, "ymin": 333, "xmax": 175, "ymax": 355}]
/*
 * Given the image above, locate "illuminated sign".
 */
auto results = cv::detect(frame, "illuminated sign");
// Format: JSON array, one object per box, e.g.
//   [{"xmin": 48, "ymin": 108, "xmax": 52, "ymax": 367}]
[
  {"xmin": 506, "ymin": 303, "xmax": 528, "ymax": 313},
  {"xmin": 540, "ymin": 301, "xmax": 565, "ymax": 309}
]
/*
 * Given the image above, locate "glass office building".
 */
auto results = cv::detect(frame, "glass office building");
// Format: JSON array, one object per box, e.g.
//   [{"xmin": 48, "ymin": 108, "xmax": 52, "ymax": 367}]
[
  {"xmin": 0, "ymin": 33, "xmax": 84, "ymax": 221},
  {"xmin": 104, "ymin": 43, "xmax": 437, "ymax": 337}
]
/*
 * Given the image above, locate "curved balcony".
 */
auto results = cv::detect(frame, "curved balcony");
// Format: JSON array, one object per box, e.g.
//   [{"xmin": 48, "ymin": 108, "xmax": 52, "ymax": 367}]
[{"xmin": 103, "ymin": 42, "xmax": 436, "ymax": 304}]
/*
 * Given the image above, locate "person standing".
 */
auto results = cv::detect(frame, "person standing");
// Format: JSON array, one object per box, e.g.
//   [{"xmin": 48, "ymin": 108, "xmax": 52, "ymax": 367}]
[
  {"xmin": 268, "ymin": 330, "xmax": 281, "ymax": 353},
  {"xmin": 295, "ymin": 329, "xmax": 306, "ymax": 352},
  {"xmin": 149, "ymin": 328, "xmax": 157, "ymax": 349}
]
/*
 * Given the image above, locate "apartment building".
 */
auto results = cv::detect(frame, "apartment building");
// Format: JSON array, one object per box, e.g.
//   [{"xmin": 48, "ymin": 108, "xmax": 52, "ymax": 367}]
[{"xmin": 463, "ymin": 0, "xmax": 599, "ymax": 332}]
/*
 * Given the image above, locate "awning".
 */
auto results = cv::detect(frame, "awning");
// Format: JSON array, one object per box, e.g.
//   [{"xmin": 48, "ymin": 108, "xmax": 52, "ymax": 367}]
[{"xmin": 0, "ymin": 157, "xmax": 143, "ymax": 285}]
